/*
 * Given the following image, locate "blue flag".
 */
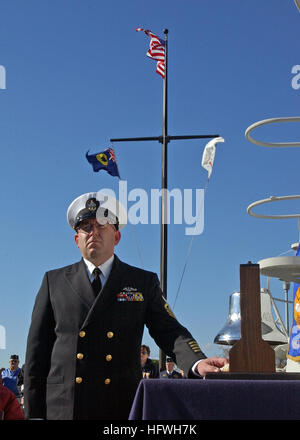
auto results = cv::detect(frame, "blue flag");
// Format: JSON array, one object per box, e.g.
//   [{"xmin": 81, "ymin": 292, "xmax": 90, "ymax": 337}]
[
  {"xmin": 287, "ymin": 244, "xmax": 300, "ymax": 361},
  {"xmin": 86, "ymin": 148, "xmax": 120, "ymax": 178}
]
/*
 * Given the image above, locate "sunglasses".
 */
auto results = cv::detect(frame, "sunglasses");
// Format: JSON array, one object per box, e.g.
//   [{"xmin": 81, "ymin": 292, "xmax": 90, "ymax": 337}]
[{"xmin": 77, "ymin": 222, "xmax": 113, "ymax": 234}]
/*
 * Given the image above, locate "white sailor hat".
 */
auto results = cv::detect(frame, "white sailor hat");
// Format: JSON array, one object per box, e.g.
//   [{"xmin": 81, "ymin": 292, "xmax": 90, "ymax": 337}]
[{"xmin": 67, "ymin": 191, "xmax": 127, "ymax": 230}]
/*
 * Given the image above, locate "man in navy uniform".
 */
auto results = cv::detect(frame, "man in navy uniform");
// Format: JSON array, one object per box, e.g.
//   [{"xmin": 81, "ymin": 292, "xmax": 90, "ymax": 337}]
[
  {"xmin": 24, "ymin": 191, "xmax": 227, "ymax": 420},
  {"xmin": 160, "ymin": 357, "xmax": 183, "ymax": 379},
  {"xmin": 1, "ymin": 355, "xmax": 21, "ymax": 397}
]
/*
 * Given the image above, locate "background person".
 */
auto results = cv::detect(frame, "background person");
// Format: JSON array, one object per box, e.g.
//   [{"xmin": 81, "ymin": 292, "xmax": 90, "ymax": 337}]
[
  {"xmin": 0, "ymin": 384, "xmax": 24, "ymax": 420},
  {"xmin": 160, "ymin": 358, "xmax": 183, "ymax": 379},
  {"xmin": 140, "ymin": 345, "xmax": 159, "ymax": 378},
  {"xmin": 1, "ymin": 355, "xmax": 21, "ymax": 397},
  {"xmin": 0, "ymin": 366, "xmax": 24, "ymax": 420}
]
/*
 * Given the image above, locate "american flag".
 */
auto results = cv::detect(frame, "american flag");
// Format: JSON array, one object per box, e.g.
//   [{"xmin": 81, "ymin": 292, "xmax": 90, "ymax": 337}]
[{"xmin": 136, "ymin": 28, "xmax": 165, "ymax": 78}]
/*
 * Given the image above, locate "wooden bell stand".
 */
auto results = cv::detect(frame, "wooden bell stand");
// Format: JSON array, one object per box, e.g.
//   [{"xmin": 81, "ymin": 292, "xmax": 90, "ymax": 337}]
[{"xmin": 229, "ymin": 263, "xmax": 275, "ymax": 373}]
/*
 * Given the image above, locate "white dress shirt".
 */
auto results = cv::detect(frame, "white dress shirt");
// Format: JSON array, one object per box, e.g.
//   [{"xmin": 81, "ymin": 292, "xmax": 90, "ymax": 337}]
[{"xmin": 83, "ymin": 255, "xmax": 114, "ymax": 288}]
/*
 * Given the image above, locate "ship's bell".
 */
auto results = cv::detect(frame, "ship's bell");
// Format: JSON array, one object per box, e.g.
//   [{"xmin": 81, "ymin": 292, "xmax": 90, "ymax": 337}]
[
  {"xmin": 214, "ymin": 292, "xmax": 241, "ymax": 345},
  {"xmin": 214, "ymin": 289, "xmax": 288, "ymax": 346}
]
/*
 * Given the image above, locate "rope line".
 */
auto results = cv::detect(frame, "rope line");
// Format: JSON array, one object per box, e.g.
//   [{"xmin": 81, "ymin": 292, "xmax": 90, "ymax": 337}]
[{"xmin": 173, "ymin": 177, "xmax": 209, "ymax": 309}]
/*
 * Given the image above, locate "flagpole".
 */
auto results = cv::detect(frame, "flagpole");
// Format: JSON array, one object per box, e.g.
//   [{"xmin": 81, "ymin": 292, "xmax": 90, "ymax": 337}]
[
  {"xmin": 110, "ymin": 27, "xmax": 221, "ymax": 371},
  {"xmin": 159, "ymin": 28, "xmax": 168, "ymax": 371}
]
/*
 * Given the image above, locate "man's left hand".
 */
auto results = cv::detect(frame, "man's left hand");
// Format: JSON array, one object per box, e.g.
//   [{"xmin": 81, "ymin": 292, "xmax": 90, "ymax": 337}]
[{"xmin": 196, "ymin": 357, "xmax": 228, "ymax": 378}]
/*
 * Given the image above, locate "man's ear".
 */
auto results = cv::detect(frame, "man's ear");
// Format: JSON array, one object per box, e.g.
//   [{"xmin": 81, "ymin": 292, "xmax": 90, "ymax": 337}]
[
  {"xmin": 114, "ymin": 230, "xmax": 121, "ymax": 246},
  {"xmin": 74, "ymin": 233, "xmax": 79, "ymax": 247}
]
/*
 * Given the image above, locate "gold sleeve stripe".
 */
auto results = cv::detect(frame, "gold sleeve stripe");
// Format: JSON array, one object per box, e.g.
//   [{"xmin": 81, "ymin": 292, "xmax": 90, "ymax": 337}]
[{"xmin": 188, "ymin": 340, "xmax": 201, "ymax": 353}]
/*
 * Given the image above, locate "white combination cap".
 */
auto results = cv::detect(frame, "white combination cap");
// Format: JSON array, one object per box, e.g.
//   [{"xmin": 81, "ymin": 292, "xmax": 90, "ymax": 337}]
[{"xmin": 67, "ymin": 191, "xmax": 127, "ymax": 230}]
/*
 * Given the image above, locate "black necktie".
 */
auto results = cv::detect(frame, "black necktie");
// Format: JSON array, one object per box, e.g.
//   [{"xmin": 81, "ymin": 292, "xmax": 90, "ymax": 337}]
[{"xmin": 92, "ymin": 268, "xmax": 102, "ymax": 297}]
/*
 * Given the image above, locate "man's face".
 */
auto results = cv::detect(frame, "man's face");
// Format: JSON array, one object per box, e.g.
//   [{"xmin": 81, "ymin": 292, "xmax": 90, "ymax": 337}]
[
  {"xmin": 140, "ymin": 348, "xmax": 149, "ymax": 364},
  {"xmin": 74, "ymin": 218, "xmax": 121, "ymax": 265},
  {"xmin": 166, "ymin": 360, "xmax": 174, "ymax": 372},
  {"xmin": 9, "ymin": 359, "xmax": 19, "ymax": 371}
]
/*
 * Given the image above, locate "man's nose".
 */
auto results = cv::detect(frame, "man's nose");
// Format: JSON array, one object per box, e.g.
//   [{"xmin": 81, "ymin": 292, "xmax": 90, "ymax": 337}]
[{"xmin": 90, "ymin": 224, "xmax": 101, "ymax": 234}]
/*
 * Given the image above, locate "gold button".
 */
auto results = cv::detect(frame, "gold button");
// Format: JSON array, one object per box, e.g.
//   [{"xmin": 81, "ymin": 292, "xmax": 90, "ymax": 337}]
[
  {"xmin": 107, "ymin": 331, "xmax": 114, "ymax": 339},
  {"xmin": 75, "ymin": 377, "xmax": 83, "ymax": 384},
  {"xmin": 77, "ymin": 353, "xmax": 84, "ymax": 360},
  {"xmin": 106, "ymin": 354, "xmax": 112, "ymax": 362},
  {"xmin": 104, "ymin": 378, "xmax": 111, "ymax": 385},
  {"xmin": 79, "ymin": 331, "xmax": 86, "ymax": 338}
]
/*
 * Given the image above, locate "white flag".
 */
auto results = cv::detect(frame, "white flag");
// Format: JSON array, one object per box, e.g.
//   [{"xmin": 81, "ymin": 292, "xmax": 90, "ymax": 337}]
[{"xmin": 201, "ymin": 137, "xmax": 225, "ymax": 178}]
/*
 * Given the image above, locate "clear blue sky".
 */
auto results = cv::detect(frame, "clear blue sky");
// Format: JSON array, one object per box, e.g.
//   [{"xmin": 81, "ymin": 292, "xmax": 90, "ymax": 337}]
[{"xmin": 1, "ymin": 0, "xmax": 300, "ymax": 367}]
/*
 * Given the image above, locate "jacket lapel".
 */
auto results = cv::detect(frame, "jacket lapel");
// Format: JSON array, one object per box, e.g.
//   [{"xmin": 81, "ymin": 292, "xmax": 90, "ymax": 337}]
[{"xmin": 64, "ymin": 259, "xmax": 95, "ymax": 309}]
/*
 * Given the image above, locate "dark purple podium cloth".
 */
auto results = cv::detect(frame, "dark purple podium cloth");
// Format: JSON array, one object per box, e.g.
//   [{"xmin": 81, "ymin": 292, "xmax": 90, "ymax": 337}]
[{"xmin": 129, "ymin": 379, "xmax": 300, "ymax": 420}]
